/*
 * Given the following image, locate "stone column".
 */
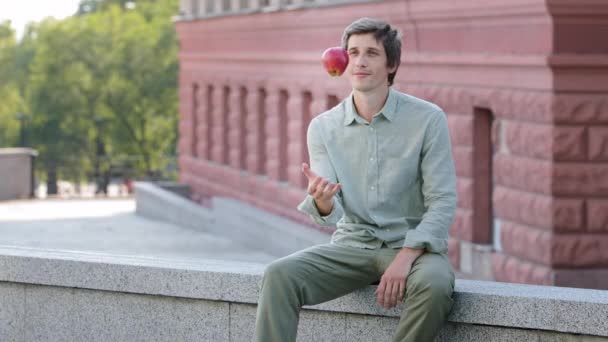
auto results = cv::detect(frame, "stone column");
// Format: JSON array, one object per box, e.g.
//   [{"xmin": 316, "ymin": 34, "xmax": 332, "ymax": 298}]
[
  {"xmin": 198, "ymin": 84, "xmax": 212, "ymax": 160},
  {"xmin": 286, "ymin": 87, "xmax": 309, "ymax": 189},
  {"xmin": 227, "ymin": 85, "xmax": 244, "ymax": 169},
  {"xmin": 247, "ymin": 0, "xmax": 260, "ymax": 10},
  {"xmin": 208, "ymin": 0, "xmax": 222, "ymax": 14},
  {"xmin": 309, "ymin": 90, "xmax": 328, "ymax": 120},
  {"xmin": 230, "ymin": 0, "xmax": 241, "ymax": 11},
  {"xmin": 264, "ymin": 86, "xmax": 283, "ymax": 181},
  {"xmin": 489, "ymin": 92, "xmax": 603, "ymax": 289},
  {"xmin": 245, "ymin": 84, "xmax": 265, "ymax": 175},
  {"xmin": 179, "ymin": 0, "xmax": 189, "ymax": 17},
  {"xmin": 177, "ymin": 82, "xmax": 193, "ymax": 158},
  {"xmin": 190, "ymin": 84, "xmax": 200, "ymax": 158},
  {"xmin": 210, "ymin": 83, "xmax": 228, "ymax": 164}
]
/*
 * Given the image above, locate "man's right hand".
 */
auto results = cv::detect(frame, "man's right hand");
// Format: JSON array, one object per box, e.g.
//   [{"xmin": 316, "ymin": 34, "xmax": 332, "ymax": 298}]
[{"xmin": 301, "ymin": 163, "xmax": 341, "ymax": 216}]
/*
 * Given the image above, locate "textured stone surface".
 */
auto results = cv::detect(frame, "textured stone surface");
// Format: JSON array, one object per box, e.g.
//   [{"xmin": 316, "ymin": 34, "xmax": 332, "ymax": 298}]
[
  {"xmin": 298, "ymin": 309, "xmax": 347, "ymax": 342},
  {"xmin": 346, "ymin": 314, "xmax": 399, "ymax": 342},
  {"xmin": 500, "ymin": 221, "xmax": 552, "ymax": 265},
  {"xmin": 493, "ymin": 186, "xmax": 553, "ymax": 229},
  {"xmin": 0, "ymin": 246, "xmax": 265, "ymax": 304},
  {"xmin": 25, "ymin": 285, "xmax": 75, "ymax": 342},
  {"xmin": 452, "ymin": 146, "xmax": 473, "ymax": 178},
  {"xmin": 504, "ymin": 121, "xmax": 553, "ymax": 159},
  {"xmin": 436, "ymin": 322, "xmax": 543, "ymax": 342},
  {"xmin": 0, "ymin": 283, "xmax": 24, "ymax": 342},
  {"xmin": 448, "ymin": 238, "xmax": 460, "ymax": 270},
  {"xmin": 460, "ymin": 239, "xmax": 473, "ymax": 274},
  {"xmin": 493, "ymin": 154, "xmax": 552, "ymax": 195},
  {"xmin": 492, "ymin": 187, "xmax": 584, "ymax": 232},
  {"xmin": 447, "ymin": 115, "xmax": 473, "ymax": 146},
  {"xmin": 0, "ymin": 148, "xmax": 36, "ymax": 201},
  {"xmin": 589, "ymin": 127, "xmax": 608, "ymax": 161},
  {"xmin": 553, "ymin": 94, "xmax": 608, "ymax": 124},
  {"xmin": 229, "ymin": 304, "xmax": 257, "ymax": 342},
  {"xmin": 471, "ymin": 243, "xmax": 494, "ymax": 280},
  {"xmin": 553, "ymin": 163, "xmax": 608, "ymax": 196},
  {"xmin": 24, "ymin": 284, "xmax": 230, "ymax": 342},
  {"xmin": 2, "ymin": 246, "xmax": 608, "ymax": 338},
  {"xmin": 551, "ymin": 234, "xmax": 608, "ymax": 267},
  {"xmin": 451, "ymin": 208, "xmax": 473, "ymax": 241},
  {"xmin": 552, "ymin": 198, "xmax": 585, "ymax": 231},
  {"xmin": 437, "ymin": 322, "xmax": 608, "ymax": 342},
  {"xmin": 588, "ymin": 199, "xmax": 608, "ymax": 232},
  {"xmin": 451, "ymin": 279, "xmax": 608, "ymax": 336},
  {"xmin": 553, "ymin": 126, "xmax": 587, "ymax": 161},
  {"xmin": 553, "ymin": 268, "xmax": 608, "ymax": 290},
  {"xmin": 456, "ymin": 177, "xmax": 473, "ymax": 210},
  {"xmin": 492, "ymin": 252, "xmax": 552, "ymax": 286}
]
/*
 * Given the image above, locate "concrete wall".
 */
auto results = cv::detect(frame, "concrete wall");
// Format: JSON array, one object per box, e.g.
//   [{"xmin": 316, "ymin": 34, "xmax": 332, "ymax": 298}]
[
  {"xmin": 0, "ymin": 245, "xmax": 607, "ymax": 341},
  {"xmin": 0, "ymin": 148, "xmax": 37, "ymax": 201}
]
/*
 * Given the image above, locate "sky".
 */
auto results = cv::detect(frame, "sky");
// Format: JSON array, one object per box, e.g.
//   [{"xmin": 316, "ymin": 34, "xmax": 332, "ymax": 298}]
[{"xmin": 0, "ymin": 0, "xmax": 82, "ymax": 40}]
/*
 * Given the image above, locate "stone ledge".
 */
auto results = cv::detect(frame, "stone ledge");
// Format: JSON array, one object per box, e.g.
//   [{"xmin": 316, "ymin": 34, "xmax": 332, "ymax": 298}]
[
  {"xmin": 0, "ymin": 245, "xmax": 606, "ymax": 337},
  {"xmin": 0, "ymin": 148, "xmax": 38, "ymax": 156}
]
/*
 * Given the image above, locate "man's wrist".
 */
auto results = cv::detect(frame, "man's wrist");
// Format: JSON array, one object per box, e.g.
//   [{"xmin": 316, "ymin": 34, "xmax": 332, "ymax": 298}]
[
  {"xmin": 398, "ymin": 247, "xmax": 424, "ymax": 263},
  {"xmin": 313, "ymin": 198, "xmax": 334, "ymax": 216}
]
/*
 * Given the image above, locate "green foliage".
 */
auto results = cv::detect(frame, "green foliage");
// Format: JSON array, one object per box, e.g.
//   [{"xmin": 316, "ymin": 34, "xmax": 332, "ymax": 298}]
[
  {"xmin": 0, "ymin": 0, "xmax": 179, "ymax": 183},
  {"xmin": 0, "ymin": 21, "xmax": 23, "ymax": 146}
]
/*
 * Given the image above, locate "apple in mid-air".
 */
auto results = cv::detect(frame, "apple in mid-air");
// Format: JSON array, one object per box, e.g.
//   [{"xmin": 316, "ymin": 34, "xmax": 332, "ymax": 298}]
[{"xmin": 322, "ymin": 47, "xmax": 349, "ymax": 77}]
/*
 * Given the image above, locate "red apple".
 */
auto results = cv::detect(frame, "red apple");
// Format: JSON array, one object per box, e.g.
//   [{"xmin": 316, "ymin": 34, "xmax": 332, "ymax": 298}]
[{"xmin": 322, "ymin": 47, "xmax": 349, "ymax": 77}]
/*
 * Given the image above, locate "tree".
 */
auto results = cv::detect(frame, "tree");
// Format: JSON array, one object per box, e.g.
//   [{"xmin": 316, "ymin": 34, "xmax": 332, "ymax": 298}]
[
  {"xmin": 2, "ymin": 1, "xmax": 179, "ymax": 194},
  {"xmin": 101, "ymin": 2, "xmax": 179, "ymax": 176},
  {"xmin": 0, "ymin": 21, "xmax": 24, "ymax": 147},
  {"xmin": 26, "ymin": 18, "xmax": 95, "ymax": 193}
]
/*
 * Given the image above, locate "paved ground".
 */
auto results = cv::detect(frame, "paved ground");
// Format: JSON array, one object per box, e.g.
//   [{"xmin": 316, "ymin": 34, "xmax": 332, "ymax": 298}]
[{"xmin": 0, "ymin": 198, "xmax": 276, "ymax": 264}]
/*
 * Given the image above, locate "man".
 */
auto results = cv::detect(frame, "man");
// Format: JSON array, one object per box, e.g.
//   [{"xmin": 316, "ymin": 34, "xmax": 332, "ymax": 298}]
[{"xmin": 254, "ymin": 17, "xmax": 457, "ymax": 342}]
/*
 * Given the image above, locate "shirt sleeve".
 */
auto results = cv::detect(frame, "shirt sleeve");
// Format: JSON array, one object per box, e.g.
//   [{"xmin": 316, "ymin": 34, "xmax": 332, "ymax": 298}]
[
  {"xmin": 296, "ymin": 118, "xmax": 344, "ymax": 226},
  {"xmin": 403, "ymin": 110, "xmax": 458, "ymax": 253}
]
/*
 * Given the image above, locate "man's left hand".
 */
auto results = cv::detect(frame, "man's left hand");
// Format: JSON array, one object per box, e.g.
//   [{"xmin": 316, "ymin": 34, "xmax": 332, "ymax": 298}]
[{"xmin": 375, "ymin": 247, "xmax": 424, "ymax": 309}]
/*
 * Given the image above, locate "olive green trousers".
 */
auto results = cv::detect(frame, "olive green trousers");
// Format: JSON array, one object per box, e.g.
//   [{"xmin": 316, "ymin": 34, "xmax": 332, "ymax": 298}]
[{"xmin": 254, "ymin": 243, "xmax": 455, "ymax": 342}]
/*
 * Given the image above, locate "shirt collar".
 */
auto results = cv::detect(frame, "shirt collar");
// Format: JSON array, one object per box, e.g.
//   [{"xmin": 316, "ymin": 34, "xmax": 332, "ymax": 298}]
[{"xmin": 343, "ymin": 88, "xmax": 398, "ymax": 126}]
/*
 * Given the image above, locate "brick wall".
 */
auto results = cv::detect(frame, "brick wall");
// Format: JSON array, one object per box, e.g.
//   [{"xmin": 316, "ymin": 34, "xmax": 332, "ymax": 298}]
[{"xmin": 176, "ymin": 0, "xmax": 608, "ymax": 289}]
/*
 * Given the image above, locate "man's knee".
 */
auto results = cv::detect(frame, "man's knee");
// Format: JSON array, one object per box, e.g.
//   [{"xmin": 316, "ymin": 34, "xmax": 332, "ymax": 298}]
[
  {"xmin": 407, "ymin": 257, "xmax": 454, "ymax": 302},
  {"xmin": 263, "ymin": 256, "xmax": 302, "ymax": 284}
]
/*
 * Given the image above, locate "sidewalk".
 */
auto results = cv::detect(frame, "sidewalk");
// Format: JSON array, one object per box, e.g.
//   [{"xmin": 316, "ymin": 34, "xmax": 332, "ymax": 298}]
[{"xmin": 0, "ymin": 198, "xmax": 276, "ymax": 264}]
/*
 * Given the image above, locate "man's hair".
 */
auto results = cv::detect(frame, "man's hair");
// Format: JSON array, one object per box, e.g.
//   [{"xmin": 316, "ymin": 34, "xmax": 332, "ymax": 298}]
[{"xmin": 341, "ymin": 17, "xmax": 402, "ymax": 86}]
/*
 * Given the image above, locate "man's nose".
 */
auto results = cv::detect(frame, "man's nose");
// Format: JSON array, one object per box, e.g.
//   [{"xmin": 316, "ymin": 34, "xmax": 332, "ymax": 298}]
[{"xmin": 354, "ymin": 55, "xmax": 368, "ymax": 67}]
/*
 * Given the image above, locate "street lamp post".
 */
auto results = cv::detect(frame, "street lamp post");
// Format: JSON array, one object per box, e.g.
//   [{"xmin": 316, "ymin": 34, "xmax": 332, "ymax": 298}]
[
  {"xmin": 15, "ymin": 113, "xmax": 35, "ymax": 197},
  {"xmin": 15, "ymin": 113, "xmax": 26, "ymax": 147},
  {"xmin": 93, "ymin": 116, "xmax": 107, "ymax": 195}
]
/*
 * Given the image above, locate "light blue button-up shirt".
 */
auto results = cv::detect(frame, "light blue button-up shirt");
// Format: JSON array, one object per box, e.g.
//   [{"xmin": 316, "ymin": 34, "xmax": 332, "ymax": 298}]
[{"xmin": 297, "ymin": 88, "xmax": 457, "ymax": 253}]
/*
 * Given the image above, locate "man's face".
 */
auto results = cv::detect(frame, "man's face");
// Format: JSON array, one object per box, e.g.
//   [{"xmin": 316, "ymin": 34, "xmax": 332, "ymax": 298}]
[{"xmin": 345, "ymin": 33, "xmax": 396, "ymax": 93}]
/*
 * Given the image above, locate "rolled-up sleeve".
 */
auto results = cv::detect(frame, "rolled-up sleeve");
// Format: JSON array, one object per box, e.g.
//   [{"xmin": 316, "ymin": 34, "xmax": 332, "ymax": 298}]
[
  {"xmin": 296, "ymin": 119, "xmax": 344, "ymax": 226},
  {"xmin": 403, "ymin": 110, "xmax": 457, "ymax": 253}
]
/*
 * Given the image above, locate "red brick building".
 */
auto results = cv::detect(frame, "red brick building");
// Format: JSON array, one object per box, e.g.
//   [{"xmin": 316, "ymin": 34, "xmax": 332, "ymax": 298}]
[{"xmin": 175, "ymin": 0, "xmax": 608, "ymax": 289}]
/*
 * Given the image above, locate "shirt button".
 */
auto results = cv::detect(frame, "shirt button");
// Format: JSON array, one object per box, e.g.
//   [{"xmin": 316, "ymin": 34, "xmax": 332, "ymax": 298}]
[
  {"xmin": 370, "ymin": 158, "xmax": 374, "ymax": 161},
  {"xmin": 370, "ymin": 186, "xmax": 375, "ymax": 190}
]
